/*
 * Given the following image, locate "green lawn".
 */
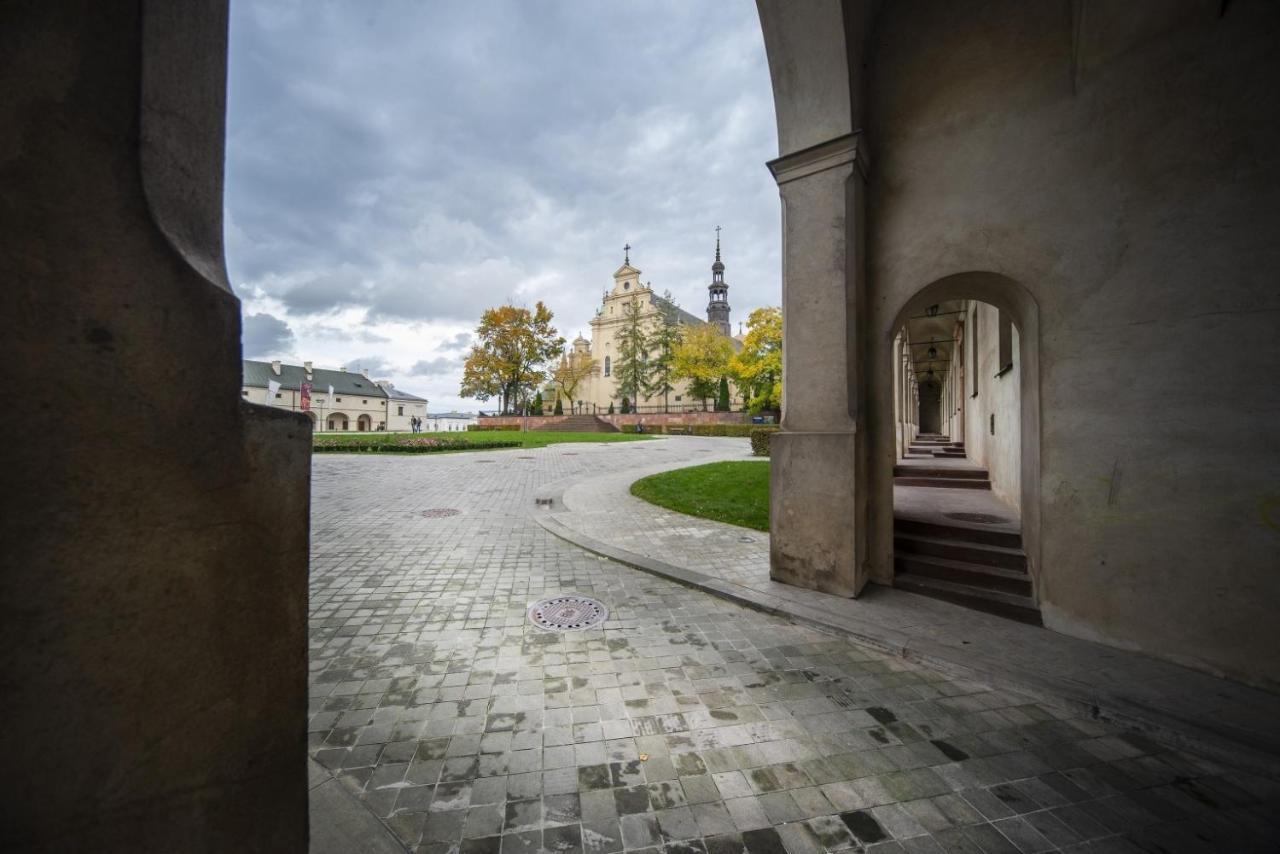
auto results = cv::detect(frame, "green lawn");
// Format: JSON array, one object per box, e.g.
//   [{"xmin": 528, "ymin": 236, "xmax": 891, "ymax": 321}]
[
  {"xmin": 630, "ymin": 460, "xmax": 770, "ymax": 531},
  {"xmin": 313, "ymin": 429, "xmax": 654, "ymax": 451}
]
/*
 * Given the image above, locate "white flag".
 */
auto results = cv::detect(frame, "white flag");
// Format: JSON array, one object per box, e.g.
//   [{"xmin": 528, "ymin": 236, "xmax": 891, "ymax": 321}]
[
  {"xmin": 328, "ymin": 384, "xmax": 335, "ymax": 399},
  {"xmin": 267, "ymin": 379, "xmax": 281, "ymax": 400}
]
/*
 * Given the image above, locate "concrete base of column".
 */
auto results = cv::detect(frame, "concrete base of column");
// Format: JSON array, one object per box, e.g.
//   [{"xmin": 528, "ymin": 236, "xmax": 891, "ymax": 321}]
[{"xmin": 769, "ymin": 430, "xmax": 860, "ymax": 597}]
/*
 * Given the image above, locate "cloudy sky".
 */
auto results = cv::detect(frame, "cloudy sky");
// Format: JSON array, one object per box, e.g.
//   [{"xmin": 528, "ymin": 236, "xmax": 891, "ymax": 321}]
[{"xmin": 227, "ymin": 1, "xmax": 781, "ymax": 411}]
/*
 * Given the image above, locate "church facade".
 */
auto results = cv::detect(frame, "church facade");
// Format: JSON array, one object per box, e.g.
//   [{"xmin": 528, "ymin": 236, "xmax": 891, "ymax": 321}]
[{"xmin": 564, "ymin": 242, "xmax": 741, "ymax": 413}]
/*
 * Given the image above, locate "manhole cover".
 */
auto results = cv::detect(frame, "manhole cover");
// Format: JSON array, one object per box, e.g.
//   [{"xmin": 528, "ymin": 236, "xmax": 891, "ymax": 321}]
[
  {"xmin": 422, "ymin": 508, "xmax": 461, "ymax": 518},
  {"xmin": 944, "ymin": 512, "xmax": 1008, "ymax": 524},
  {"xmin": 528, "ymin": 596, "xmax": 608, "ymax": 632}
]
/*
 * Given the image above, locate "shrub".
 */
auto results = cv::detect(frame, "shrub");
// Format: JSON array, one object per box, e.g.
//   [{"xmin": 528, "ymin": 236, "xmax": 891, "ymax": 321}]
[
  {"xmin": 715, "ymin": 377, "xmax": 731, "ymax": 412},
  {"xmin": 467, "ymin": 423, "xmax": 508, "ymax": 431},
  {"xmin": 750, "ymin": 427, "xmax": 779, "ymax": 456},
  {"xmin": 607, "ymin": 402, "xmax": 615, "ymax": 415},
  {"xmin": 621, "ymin": 396, "xmax": 631, "ymax": 414},
  {"xmin": 531, "ymin": 392, "xmax": 544, "ymax": 416},
  {"xmin": 553, "ymin": 397, "xmax": 563, "ymax": 415}
]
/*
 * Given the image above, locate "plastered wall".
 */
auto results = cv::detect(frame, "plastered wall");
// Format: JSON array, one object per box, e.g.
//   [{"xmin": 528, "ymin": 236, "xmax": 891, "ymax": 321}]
[{"xmin": 864, "ymin": 0, "xmax": 1280, "ymax": 686}]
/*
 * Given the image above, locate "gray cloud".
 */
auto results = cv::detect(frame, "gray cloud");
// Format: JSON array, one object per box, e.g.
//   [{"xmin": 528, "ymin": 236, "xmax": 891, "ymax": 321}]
[
  {"xmin": 226, "ymin": 0, "xmax": 780, "ymax": 409},
  {"xmin": 242, "ymin": 312, "xmax": 296, "ymax": 359},
  {"xmin": 341, "ymin": 356, "xmax": 394, "ymax": 377},
  {"xmin": 409, "ymin": 356, "xmax": 462, "ymax": 378}
]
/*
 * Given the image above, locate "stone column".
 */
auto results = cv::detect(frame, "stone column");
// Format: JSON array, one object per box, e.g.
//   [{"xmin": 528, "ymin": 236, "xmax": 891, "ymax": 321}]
[{"xmin": 768, "ymin": 134, "xmax": 869, "ymax": 597}]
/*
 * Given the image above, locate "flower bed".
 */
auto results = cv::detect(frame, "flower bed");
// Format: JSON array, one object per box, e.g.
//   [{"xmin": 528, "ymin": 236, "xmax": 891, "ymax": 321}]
[{"xmin": 313, "ymin": 436, "xmax": 520, "ymax": 454}]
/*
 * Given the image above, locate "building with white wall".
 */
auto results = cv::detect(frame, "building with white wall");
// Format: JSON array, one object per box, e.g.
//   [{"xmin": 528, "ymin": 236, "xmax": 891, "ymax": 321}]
[{"xmin": 241, "ymin": 359, "xmax": 427, "ymax": 432}]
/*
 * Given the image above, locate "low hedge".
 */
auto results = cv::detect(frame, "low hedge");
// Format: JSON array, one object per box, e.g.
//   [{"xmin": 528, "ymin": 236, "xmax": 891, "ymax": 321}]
[
  {"xmin": 638, "ymin": 422, "xmax": 754, "ymax": 437},
  {"xmin": 466, "ymin": 424, "xmax": 509, "ymax": 431},
  {"xmin": 314, "ymin": 437, "xmax": 519, "ymax": 453},
  {"xmin": 750, "ymin": 427, "xmax": 779, "ymax": 457}
]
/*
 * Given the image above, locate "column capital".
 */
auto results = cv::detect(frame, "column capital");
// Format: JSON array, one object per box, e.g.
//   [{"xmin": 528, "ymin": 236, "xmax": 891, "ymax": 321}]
[{"xmin": 767, "ymin": 131, "xmax": 869, "ymax": 186}]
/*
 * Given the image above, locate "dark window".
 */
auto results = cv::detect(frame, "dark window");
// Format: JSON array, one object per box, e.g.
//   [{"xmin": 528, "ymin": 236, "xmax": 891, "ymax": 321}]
[
  {"xmin": 242, "ymin": 390, "xmax": 248, "ymax": 396},
  {"xmin": 397, "ymin": 405, "xmax": 404, "ymax": 415},
  {"xmin": 604, "ymin": 356, "xmax": 611, "ymax": 376},
  {"xmin": 362, "ymin": 399, "xmax": 368, "ymax": 404},
  {"xmin": 997, "ymin": 311, "xmax": 1014, "ymax": 375},
  {"xmin": 335, "ymin": 397, "xmax": 342, "ymax": 402},
  {"xmin": 275, "ymin": 393, "xmax": 282, "ymax": 399},
  {"xmin": 970, "ymin": 307, "xmax": 979, "ymax": 398}
]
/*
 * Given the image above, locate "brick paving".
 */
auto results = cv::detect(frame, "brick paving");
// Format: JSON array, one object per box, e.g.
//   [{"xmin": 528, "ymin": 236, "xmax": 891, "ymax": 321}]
[{"xmin": 308, "ymin": 438, "xmax": 1280, "ymax": 853}]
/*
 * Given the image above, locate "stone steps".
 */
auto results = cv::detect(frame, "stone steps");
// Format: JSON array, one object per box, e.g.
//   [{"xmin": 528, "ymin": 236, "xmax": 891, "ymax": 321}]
[
  {"xmin": 532, "ymin": 415, "xmax": 619, "ymax": 433},
  {"xmin": 893, "ymin": 514, "xmax": 1041, "ymax": 625},
  {"xmin": 894, "ymin": 476, "xmax": 991, "ymax": 490}
]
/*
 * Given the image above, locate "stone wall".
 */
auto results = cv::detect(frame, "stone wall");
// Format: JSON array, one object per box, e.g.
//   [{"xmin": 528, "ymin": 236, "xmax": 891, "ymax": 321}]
[
  {"xmin": 477, "ymin": 412, "xmax": 750, "ymax": 430},
  {"xmin": 0, "ymin": 3, "xmax": 310, "ymax": 850}
]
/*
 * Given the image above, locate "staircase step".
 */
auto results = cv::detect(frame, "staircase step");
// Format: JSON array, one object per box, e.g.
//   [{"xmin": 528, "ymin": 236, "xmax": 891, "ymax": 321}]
[
  {"xmin": 895, "ymin": 574, "xmax": 1042, "ymax": 625},
  {"xmin": 893, "ymin": 466, "xmax": 987, "ymax": 479},
  {"xmin": 894, "ymin": 533, "xmax": 1027, "ymax": 570},
  {"xmin": 894, "ymin": 518, "xmax": 1022, "ymax": 549},
  {"xmin": 893, "ymin": 476, "xmax": 991, "ymax": 490},
  {"xmin": 895, "ymin": 553, "xmax": 1031, "ymax": 595}
]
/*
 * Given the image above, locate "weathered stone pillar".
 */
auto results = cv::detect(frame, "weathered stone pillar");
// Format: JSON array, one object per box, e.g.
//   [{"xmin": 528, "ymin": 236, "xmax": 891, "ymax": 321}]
[
  {"xmin": 1, "ymin": 3, "xmax": 309, "ymax": 851},
  {"xmin": 768, "ymin": 134, "xmax": 869, "ymax": 597}
]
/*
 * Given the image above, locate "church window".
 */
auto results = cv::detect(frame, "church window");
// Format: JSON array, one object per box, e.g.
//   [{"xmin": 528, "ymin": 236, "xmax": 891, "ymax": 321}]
[
  {"xmin": 604, "ymin": 356, "xmax": 611, "ymax": 376},
  {"xmin": 624, "ymin": 282, "xmax": 630, "ymax": 290}
]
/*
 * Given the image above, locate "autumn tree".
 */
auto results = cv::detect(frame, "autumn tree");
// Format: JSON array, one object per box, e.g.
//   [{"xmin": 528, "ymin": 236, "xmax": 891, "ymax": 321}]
[
  {"xmin": 672, "ymin": 321, "xmax": 735, "ymax": 411},
  {"xmin": 645, "ymin": 292, "xmax": 682, "ymax": 412},
  {"xmin": 550, "ymin": 350, "xmax": 598, "ymax": 413},
  {"xmin": 730, "ymin": 307, "xmax": 782, "ymax": 413},
  {"xmin": 459, "ymin": 302, "xmax": 564, "ymax": 415},
  {"xmin": 613, "ymin": 297, "xmax": 653, "ymax": 409}
]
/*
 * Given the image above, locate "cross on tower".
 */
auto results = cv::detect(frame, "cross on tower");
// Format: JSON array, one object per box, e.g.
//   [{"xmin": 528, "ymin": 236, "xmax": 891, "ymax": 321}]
[
  {"xmin": 715, "ymin": 225, "xmax": 721, "ymax": 239},
  {"xmin": 623, "ymin": 243, "xmax": 631, "ymax": 265}
]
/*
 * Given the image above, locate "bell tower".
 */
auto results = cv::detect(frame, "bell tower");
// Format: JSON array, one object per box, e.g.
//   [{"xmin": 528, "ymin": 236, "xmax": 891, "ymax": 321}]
[{"xmin": 707, "ymin": 227, "xmax": 731, "ymax": 336}]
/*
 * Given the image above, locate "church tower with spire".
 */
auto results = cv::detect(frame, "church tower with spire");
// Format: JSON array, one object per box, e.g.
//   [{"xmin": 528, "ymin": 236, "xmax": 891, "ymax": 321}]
[{"xmin": 707, "ymin": 228, "xmax": 732, "ymax": 336}]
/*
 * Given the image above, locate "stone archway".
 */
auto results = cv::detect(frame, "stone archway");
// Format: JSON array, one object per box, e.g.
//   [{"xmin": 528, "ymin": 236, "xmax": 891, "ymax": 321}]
[
  {"xmin": 356, "ymin": 414, "xmax": 372, "ymax": 432},
  {"xmin": 327, "ymin": 412, "xmax": 350, "ymax": 431},
  {"xmin": 872, "ymin": 273, "xmax": 1042, "ymax": 619}
]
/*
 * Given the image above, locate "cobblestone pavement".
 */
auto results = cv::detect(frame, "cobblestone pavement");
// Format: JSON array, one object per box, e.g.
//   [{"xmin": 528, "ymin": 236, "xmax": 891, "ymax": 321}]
[{"xmin": 308, "ymin": 438, "xmax": 1280, "ymax": 854}]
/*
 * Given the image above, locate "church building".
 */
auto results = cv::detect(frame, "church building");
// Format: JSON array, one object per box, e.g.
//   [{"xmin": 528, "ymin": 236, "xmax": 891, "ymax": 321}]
[{"xmin": 566, "ymin": 239, "xmax": 742, "ymax": 413}]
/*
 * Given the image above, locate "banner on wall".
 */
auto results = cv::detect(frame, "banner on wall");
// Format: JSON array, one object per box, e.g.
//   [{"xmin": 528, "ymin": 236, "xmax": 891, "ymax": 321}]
[{"xmin": 300, "ymin": 382, "xmax": 312, "ymax": 411}]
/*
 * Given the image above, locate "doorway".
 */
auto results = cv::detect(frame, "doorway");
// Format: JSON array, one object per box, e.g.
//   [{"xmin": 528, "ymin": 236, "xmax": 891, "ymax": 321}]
[{"xmin": 888, "ymin": 287, "xmax": 1040, "ymax": 625}]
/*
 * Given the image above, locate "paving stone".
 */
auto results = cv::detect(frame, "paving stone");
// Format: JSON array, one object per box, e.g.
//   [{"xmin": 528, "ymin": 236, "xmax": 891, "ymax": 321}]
[{"xmin": 306, "ymin": 442, "xmax": 1280, "ymax": 854}]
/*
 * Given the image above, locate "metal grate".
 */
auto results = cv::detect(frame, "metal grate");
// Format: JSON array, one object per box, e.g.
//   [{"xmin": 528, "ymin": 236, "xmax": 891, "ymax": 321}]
[
  {"xmin": 422, "ymin": 508, "xmax": 461, "ymax": 518},
  {"xmin": 528, "ymin": 596, "xmax": 608, "ymax": 632},
  {"xmin": 944, "ymin": 512, "xmax": 1008, "ymax": 524}
]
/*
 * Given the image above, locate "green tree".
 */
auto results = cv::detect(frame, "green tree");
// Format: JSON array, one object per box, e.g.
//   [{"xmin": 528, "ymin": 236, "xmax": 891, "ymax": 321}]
[
  {"xmin": 715, "ymin": 376, "xmax": 731, "ymax": 412},
  {"xmin": 645, "ymin": 291, "xmax": 682, "ymax": 412},
  {"xmin": 460, "ymin": 302, "xmax": 564, "ymax": 414},
  {"xmin": 672, "ymin": 322, "xmax": 735, "ymax": 411},
  {"xmin": 614, "ymin": 297, "xmax": 653, "ymax": 408},
  {"xmin": 730, "ymin": 307, "xmax": 782, "ymax": 412},
  {"xmin": 553, "ymin": 396, "xmax": 564, "ymax": 415},
  {"xmin": 531, "ymin": 391, "xmax": 544, "ymax": 416},
  {"xmin": 607, "ymin": 401, "xmax": 615, "ymax": 415},
  {"xmin": 621, "ymin": 396, "xmax": 631, "ymax": 414}
]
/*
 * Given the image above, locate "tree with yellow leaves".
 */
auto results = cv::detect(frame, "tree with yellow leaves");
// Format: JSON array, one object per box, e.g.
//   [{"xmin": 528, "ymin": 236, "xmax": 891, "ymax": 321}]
[
  {"xmin": 460, "ymin": 302, "xmax": 564, "ymax": 414},
  {"xmin": 550, "ymin": 350, "xmax": 598, "ymax": 413},
  {"xmin": 730, "ymin": 307, "xmax": 782, "ymax": 413},
  {"xmin": 671, "ymin": 321, "xmax": 735, "ymax": 411}
]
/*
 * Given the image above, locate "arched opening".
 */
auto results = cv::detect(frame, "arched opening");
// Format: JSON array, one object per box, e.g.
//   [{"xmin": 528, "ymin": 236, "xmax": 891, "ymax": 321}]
[
  {"xmin": 356, "ymin": 414, "xmax": 372, "ymax": 432},
  {"xmin": 883, "ymin": 274, "xmax": 1041, "ymax": 625},
  {"xmin": 305, "ymin": 411, "xmax": 318, "ymax": 431},
  {"xmin": 327, "ymin": 412, "xmax": 349, "ymax": 431}
]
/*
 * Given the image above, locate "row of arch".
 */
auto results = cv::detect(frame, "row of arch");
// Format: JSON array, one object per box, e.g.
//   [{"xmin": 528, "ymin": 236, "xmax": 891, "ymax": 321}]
[{"xmin": 304, "ymin": 412, "xmax": 374, "ymax": 432}]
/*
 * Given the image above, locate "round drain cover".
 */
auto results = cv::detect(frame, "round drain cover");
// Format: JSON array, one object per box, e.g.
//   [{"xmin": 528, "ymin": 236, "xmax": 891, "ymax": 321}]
[
  {"xmin": 422, "ymin": 508, "xmax": 461, "ymax": 518},
  {"xmin": 528, "ymin": 595, "xmax": 608, "ymax": 632},
  {"xmin": 944, "ymin": 512, "xmax": 1008, "ymax": 524}
]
